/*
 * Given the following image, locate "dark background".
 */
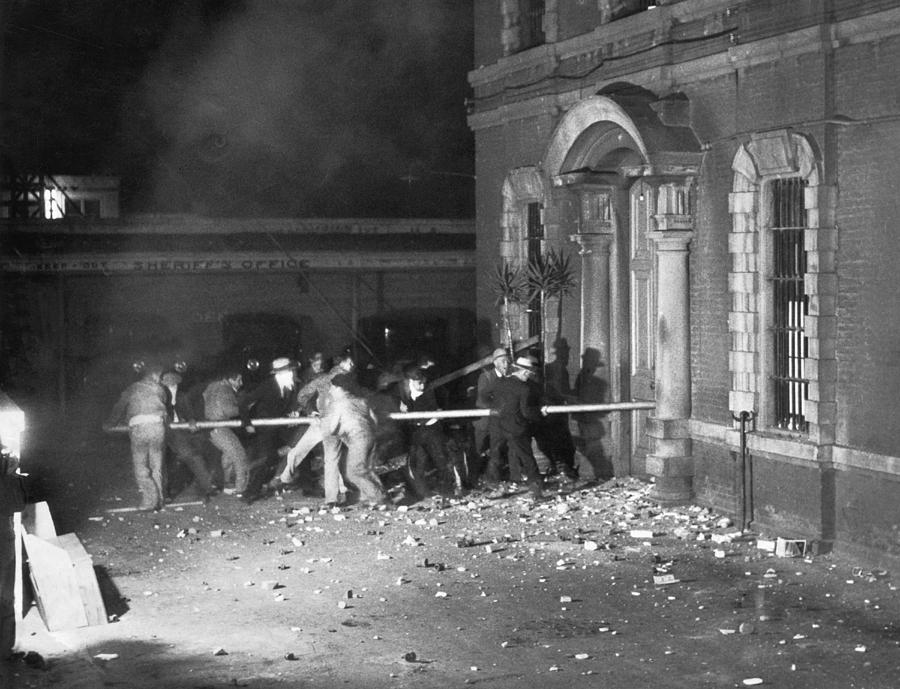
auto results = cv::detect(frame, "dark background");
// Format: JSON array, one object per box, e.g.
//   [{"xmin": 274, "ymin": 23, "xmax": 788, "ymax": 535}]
[{"xmin": 1, "ymin": 0, "xmax": 475, "ymax": 218}]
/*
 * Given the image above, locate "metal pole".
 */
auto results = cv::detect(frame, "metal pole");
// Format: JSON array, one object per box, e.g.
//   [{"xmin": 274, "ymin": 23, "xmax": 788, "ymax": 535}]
[{"xmin": 103, "ymin": 401, "xmax": 657, "ymax": 433}]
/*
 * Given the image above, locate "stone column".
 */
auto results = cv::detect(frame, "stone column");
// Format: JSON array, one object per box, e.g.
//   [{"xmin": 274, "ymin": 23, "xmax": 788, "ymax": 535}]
[
  {"xmin": 569, "ymin": 232, "xmax": 613, "ymax": 369},
  {"xmin": 569, "ymin": 231, "xmax": 615, "ymax": 478},
  {"xmin": 646, "ymin": 224, "xmax": 693, "ymax": 503}
]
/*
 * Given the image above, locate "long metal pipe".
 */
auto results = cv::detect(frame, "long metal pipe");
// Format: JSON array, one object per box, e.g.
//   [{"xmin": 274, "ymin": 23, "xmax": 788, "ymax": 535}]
[{"xmin": 103, "ymin": 401, "xmax": 656, "ymax": 433}]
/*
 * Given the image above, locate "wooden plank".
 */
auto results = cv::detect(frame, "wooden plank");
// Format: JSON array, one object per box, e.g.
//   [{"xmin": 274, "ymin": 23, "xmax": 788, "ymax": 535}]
[
  {"xmin": 13, "ymin": 513, "xmax": 23, "ymax": 650},
  {"xmin": 105, "ymin": 500, "xmax": 205, "ymax": 514},
  {"xmin": 23, "ymin": 534, "xmax": 87, "ymax": 631},
  {"xmin": 57, "ymin": 534, "xmax": 107, "ymax": 627},
  {"xmin": 430, "ymin": 335, "xmax": 540, "ymax": 389},
  {"xmin": 21, "ymin": 501, "xmax": 57, "ymax": 540}
]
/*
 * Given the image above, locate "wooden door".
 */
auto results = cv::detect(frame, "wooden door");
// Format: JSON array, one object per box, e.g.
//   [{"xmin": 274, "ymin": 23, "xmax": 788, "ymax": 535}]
[{"xmin": 629, "ymin": 183, "xmax": 656, "ymax": 475}]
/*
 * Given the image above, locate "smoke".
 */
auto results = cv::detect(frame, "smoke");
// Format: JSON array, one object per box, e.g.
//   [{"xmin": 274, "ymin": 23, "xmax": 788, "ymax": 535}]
[{"xmin": 123, "ymin": 0, "xmax": 474, "ymax": 217}]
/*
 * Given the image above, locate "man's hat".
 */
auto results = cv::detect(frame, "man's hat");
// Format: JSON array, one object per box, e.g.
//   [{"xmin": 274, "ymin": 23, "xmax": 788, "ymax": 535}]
[
  {"xmin": 331, "ymin": 372, "xmax": 361, "ymax": 395},
  {"xmin": 270, "ymin": 357, "xmax": 299, "ymax": 374},
  {"xmin": 376, "ymin": 371, "xmax": 403, "ymax": 391},
  {"xmin": 160, "ymin": 371, "xmax": 182, "ymax": 386},
  {"xmin": 513, "ymin": 355, "xmax": 539, "ymax": 374},
  {"xmin": 492, "ymin": 347, "xmax": 510, "ymax": 361},
  {"xmin": 404, "ymin": 366, "xmax": 427, "ymax": 383}
]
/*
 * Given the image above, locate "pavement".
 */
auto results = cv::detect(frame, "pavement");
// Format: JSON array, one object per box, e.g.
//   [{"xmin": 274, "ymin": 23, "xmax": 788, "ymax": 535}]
[{"xmin": 4, "ymin": 466, "xmax": 900, "ymax": 689}]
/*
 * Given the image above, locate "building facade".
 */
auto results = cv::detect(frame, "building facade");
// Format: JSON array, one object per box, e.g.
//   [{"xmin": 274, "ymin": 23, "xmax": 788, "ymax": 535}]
[{"xmin": 469, "ymin": 0, "xmax": 900, "ymax": 565}]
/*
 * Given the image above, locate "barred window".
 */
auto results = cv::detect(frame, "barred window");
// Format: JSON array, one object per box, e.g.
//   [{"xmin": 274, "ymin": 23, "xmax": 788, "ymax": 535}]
[
  {"xmin": 769, "ymin": 177, "xmax": 809, "ymax": 432},
  {"xmin": 519, "ymin": 0, "xmax": 545, "ymax": 51},
  {"xmin": 526, "ymin": 201, "xmax": 543, "ymax": 338}
]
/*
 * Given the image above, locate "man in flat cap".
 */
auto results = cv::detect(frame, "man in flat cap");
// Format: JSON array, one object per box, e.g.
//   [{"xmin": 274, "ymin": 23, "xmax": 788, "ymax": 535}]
[
  {"xmin": 474, "ymin": 347, "xmax": 510, "ymax": 484},
  {"xmin": 104, "ymin": 363, "xmax": 168, "ymax": 511}
]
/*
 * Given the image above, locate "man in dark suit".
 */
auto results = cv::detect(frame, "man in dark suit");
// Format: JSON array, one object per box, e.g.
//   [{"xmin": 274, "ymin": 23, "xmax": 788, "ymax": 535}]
[
  {"xmin": 475, "ymin": 347, "xmax": 510, "ymax": 483},
  {"xmin": 161, "ymin": 371, "xmax": 215, "ymax": 501},
  {"xmin": 238, "ymin": 357, "xmax": 304, "ymax": 502},
  {"xmin": 487, "ymin": 355, "xmax": 544, "ymax": 500},
  {"xmin": 397, "ymin": 366, "xmax": 462, "ymax": 498},
  {"xmin": 1, "ymin": 441, "xmax": 27, "ymax": 661}
]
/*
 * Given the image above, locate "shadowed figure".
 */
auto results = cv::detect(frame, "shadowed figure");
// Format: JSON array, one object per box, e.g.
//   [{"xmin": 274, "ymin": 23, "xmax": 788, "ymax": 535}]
[
  {"xmin": 573, "ymin": 347, "xmax": 612, "ymax": 479},
  {"xmin": 535, "ymin": 338, "xmax": 578, "ymax": 481},
  {"xmin": 1, "ymin": 452, "xmax": 27, "ymax": 661}
]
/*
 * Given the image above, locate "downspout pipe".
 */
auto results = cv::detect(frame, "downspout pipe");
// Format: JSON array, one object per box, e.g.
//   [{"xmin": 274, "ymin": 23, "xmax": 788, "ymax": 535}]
[{"xmin": 733, "ymin": 410, "xmax": 755, "ymax": 531}]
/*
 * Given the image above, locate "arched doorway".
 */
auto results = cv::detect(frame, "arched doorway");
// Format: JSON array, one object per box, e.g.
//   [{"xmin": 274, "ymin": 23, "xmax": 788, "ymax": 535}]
[{"xmin": 542, "ymin": 87, "xmax": 702, "ymax": 501}]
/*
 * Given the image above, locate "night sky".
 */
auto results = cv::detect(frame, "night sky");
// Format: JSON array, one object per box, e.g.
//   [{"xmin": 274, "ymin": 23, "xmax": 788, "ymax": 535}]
[{"xmin": 2, "ymin": 0, "xmax": 475, "ymax": 218}]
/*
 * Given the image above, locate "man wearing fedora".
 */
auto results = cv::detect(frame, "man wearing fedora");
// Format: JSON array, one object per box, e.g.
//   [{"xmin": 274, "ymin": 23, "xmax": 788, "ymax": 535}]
[
  {"xmin": 486, "ymin": 354, "xmax": 544, "ymax": 500},
  {"xmin": 238, "ymin": 357, "xmax": 303, "ymax": 502}
]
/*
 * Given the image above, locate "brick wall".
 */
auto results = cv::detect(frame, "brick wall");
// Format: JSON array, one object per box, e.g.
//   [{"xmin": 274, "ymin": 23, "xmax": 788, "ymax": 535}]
[
  {"xmin": 834, "ymin": 120, "xmax": 900, "ymax": 453},
  {"xmin": 691, "ymin": 440, "xmax": 737, "ymax": 515},
  {"xmin": 689, "ymin": 145, "xmax": 733, "ymax": 425},
  {"xmin": 835, "ymin": 469, "xmax": 900, "ymax": 563},
  {"xmin": 474, "ymin": 0, "xmax": 503, "ymax": 68},
  {"xmin": 474, "ymin": 114, "xmax": 559, "ymax": 345}
]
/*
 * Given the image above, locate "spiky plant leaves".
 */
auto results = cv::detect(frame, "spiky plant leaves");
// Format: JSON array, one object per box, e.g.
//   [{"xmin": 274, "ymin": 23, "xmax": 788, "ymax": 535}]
[
  {"xmin": 526, "ymin": 247, "xmax": 576, "ymax": 302},
  {"xmin": 490, "ymin": 260, "xmax": 528, "ymax": 305}
]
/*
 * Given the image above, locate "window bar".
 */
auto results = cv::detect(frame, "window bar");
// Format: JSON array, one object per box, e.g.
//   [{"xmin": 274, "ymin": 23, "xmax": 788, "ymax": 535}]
[
  {"xmin": 771, "ymin": 178, "xmax": 808, "ymax": 432},
  {"xmin": 521, "ymin": 0, "xmax": 545, "ymax": 50},
  {"xmin": 526, "ymin": 201, "xmax": 543, "ymax": 338}
]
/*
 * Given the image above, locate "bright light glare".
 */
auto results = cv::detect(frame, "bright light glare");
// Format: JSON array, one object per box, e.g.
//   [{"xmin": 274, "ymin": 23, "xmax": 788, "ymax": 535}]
[{"xmin": 43, "ymin": 188, "xmax": 65, "ymax": 219}]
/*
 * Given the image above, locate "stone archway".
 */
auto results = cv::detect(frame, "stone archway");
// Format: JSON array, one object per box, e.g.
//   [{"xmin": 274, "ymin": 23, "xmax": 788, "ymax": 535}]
[
  {"xmin": 544, "ymin": 95, "xmax": 652, "ymax": 179},
  {"xmin": 540, "ymin": 89, "xmax": 703, "ymax": 502}
]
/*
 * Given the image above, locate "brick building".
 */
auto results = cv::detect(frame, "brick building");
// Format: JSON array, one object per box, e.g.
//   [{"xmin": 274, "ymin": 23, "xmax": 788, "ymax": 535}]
[{"xmin": 469, "ymin": 0, "xmax": 900, "ymax": 564}]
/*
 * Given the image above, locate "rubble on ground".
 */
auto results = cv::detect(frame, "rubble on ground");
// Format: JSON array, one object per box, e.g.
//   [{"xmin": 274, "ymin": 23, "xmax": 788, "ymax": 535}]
[{"xmin": 19, "ymin": 475, "xmax": 896, "ymax": 688}]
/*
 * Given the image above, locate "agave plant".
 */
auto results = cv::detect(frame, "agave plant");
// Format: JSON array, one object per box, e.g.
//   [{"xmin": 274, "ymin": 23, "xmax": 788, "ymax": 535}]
[
  {"xmin": 490, "ymin": 260, "xmax": 528, "ymax": 358},
  {"xmin": 526, "ymin": 247, "xmax": 577, "ymax": 384}
]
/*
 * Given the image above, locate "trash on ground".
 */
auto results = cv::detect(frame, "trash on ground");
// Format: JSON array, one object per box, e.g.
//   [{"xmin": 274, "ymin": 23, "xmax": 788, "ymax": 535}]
[{"xmin": 775, "ymin": 537, "xmax": 807, "ymax": 558}]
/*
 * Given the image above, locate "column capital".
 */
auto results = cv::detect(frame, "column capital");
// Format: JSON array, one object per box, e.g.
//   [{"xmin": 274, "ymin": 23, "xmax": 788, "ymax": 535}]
[
  {"xmin": 568, "ymin": 232, "xmax": 614, "ymax": 256},
  {"xmin": 654, "ymin": 214, "xmax": 693, "ymax": 232},
  {"xmin": 648, "ymin": 229, "xmax": 693, "ymax": 251}
]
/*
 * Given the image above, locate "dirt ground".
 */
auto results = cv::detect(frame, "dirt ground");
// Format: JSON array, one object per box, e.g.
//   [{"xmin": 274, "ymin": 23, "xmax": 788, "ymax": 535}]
[{"xmin": 4, "ymin": 422, "xmax": 900, "ymax": 689}]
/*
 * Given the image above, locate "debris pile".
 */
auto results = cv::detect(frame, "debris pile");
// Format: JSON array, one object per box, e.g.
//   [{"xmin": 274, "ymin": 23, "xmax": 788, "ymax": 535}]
[{"xmin": 41, "ymin": 475, "xmax": 895, "ymax": 688}]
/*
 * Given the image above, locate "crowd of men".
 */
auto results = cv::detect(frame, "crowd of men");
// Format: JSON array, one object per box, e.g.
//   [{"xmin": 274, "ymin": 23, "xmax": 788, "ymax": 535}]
[{"xmin": 103, "ymin": 343, "xmax": 592, "ymax": 512}]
